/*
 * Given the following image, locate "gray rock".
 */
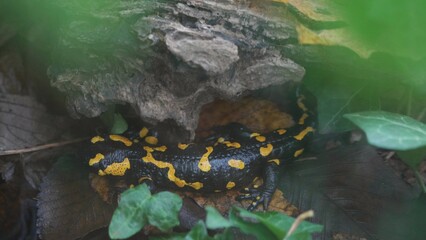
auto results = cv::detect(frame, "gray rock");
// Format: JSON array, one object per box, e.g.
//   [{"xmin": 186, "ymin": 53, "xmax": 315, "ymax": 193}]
[
  {"xmin": 49, "ymin": 0, "xmax": 305, "ymax": 137},
  {"xmin": 165, "ymin": 25, "xmax": 239, "ymax": 74}
]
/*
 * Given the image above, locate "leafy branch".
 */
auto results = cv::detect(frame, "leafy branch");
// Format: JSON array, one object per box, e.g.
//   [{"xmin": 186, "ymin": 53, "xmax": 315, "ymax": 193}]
[
  {"xmin": 108, "ymin": 184, "xmax": 323, "ymax": 239},
  {"xmin": 345, "ymin": 111, "xmax": 426, "ymax": 193}
]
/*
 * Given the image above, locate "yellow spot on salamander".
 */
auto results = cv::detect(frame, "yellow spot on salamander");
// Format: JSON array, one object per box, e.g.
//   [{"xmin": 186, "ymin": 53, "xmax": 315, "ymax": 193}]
[
  {"xmin": 142, "ymin": 146, "xmax": 202, "ymax": 190},
  {"xmin": 228, "ymin": 159, "xmax": 245, "ymax": 169},
  {"xmin": 198, "ymin": 147, "xmax": 213, "ymax": 172},
  {"xmin": 214, "ymin": 137, "xmax": 225, "ymax": 146},
  {"xmin": 294, "ymin": 149, "xmax": 304, "ymax": 157},
  {"xmin": 133, "ymin": 139, "xmax": 140, "ymax": 143},
  {"xmin": 139, "ymin": 127, "xmax": 149, "ymax": 138},
  {"xmin": 260, "ymin": 144, "xmax": 273, "ymax": 157},
  {"xmin": 268, "ymin": 159, "xmax": 280, "ymax": 165},
  {"xmin": 129, "ymin": 184, "xmax": 134, "ymax": 188},
  {"xmin": 91, "ymin": 136, "xmax": 104, "ymax": 143},
  {"xmin": 98, "ymin": 169, "xmax": 106, "ymax": 176},
  {"xmin": 214, "ymin": 190, "xmax": 222, "ymax": 193},
  {"xmin": 276, "ymin": 129, "xmax": 287, "ymax": 135},
  {"xmin": 222, "ymin": 141, "xmax": 241, "ymax": 148},
  {"xmin": 251, "ymin": 132, "xmax": 265, "ymax": 142},
  {"xmin": 145, "ymin": 136, "xmax": 158, "ymax": 145},
  {"xmin": 250, "ymin": 133, "xmax": 260, "ymax": 138},
  {"xmin": 109, "ymin": 135, "xmax": 133, "ymax": 146},
  {"xmin": 178, "ymin": 143, "xmax": 190, "ymax": 150},
  {"xmin": 103, "ymin": 158, "xmax": 131, "ymax": 176},
  {"xmin": 89, "ymin": 153, "xmax": 104, "ymax": 166},
  {"xmin": 226, "ymin": 181, "xmax": 236, "ymax": 189},
  {"xmin": 188, "ymin": 182, "xmax": 203, "ymax": 190},
  {"xmin": 294, "ymin": 126, "xmax": 315, "ymax": 141},
  {"xmin": 154, "ymin": 146, "xmax": 167, "ymax": 152},
  {"xmin": 255, "ymin": 135, "xmax": 266, "ymax": 142},
  {"xmin": 145, "ymin": 146, "xmax": 154, "ymax": 152},
  {"xmin": 298, "ymin": 113, "xmax": 309, "ymax": 125},
  {"xmin": 138, "ymin": 176, "xmax": 152, "ymax": 183},
  {"xmin": 297, "ymin": 95, "xmax": 308, "ymax": 112}
]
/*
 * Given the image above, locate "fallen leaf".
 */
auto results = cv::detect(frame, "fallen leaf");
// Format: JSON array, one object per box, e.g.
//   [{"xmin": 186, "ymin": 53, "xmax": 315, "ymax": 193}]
[
  {"xmin": 0, "ymin": 94, "xmax": 69, "ymax": 153},
  {"xmin": 280, "ymin": 144, "xmax": 418, "ymax": 239},
  {"xmin": 37, "ymin": 155, "xmax": 114, "ymax": 240}
]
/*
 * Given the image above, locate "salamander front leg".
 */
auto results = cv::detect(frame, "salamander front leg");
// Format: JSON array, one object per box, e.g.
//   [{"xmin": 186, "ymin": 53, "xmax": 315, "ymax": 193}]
[
  {"xmin": 137, "ymin": 177, "xmax": 157, "ymax": 192},
  {"xmin": 236, "ymin": 161, "xmax": 280, "ymax": 211}
]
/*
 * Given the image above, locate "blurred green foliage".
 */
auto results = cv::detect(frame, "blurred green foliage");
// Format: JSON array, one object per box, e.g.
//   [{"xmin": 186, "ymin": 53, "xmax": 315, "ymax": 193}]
[
  {"xmin": 299, "ymin": 1, "xmax": 426, "ymax": 133},
  {"xmin": 287, "ymin": 2, "xmax": 426, "ymax": 132},
  {"xmin": 337, "ymin": 0, "xmax": 426, "ymax": 59}
]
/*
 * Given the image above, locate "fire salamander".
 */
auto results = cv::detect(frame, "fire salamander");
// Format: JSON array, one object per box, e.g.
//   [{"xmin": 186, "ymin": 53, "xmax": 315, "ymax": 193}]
[{"xmin": 85, "ymin": 91, "xmax": 315, "ymax": 211}]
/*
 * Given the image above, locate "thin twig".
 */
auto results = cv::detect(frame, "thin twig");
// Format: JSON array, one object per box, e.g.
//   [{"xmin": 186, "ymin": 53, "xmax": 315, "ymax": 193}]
[
  {"xmin": 297, "ymin": 156, "xmax": 318, "ymax": 161},
  {"xmin": 284, "ymin": 210, "xmax": 314, "ymax": 240},
  {"xmin": 385, "ymin": 151, "xmax": 396, "ymax": 160},
  {"xmin": 323, "ymin": 87, "xmax": 363, "ymax": 132},
  {"xmin": 0, "ymin": 137, "xmax": 88, "ymax": 156}
]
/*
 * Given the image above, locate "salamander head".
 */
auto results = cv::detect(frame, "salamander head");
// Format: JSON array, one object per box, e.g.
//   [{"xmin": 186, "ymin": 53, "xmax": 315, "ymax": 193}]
[{"xmin": 85, "ymin": 135, "xmax": 140, "ymax": 177}]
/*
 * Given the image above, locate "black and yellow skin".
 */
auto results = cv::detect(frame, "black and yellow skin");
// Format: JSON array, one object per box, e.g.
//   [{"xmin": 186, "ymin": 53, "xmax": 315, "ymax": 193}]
[{"xmin": 85, "ymin": 91, "xmax": 315, "ymax": 210}]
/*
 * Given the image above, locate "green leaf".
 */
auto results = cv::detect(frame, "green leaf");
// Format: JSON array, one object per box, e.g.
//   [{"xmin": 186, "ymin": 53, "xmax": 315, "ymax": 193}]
[
  {"xmin": 344, "ymin": 111, "xmax": 426, "ymax": 151},
  {"xmin": 150, "ymin": 234, "xmax": 185, "ymax": 240},
  {"xmin": 286, "ymin": 221, "xmax": 323, "ymax": 240},
  {"xmin": 119, "ymin": 183, "xmax": 151, "ymax": 206},
  {"xmin": 185, "ymin": 221, "xmax": 211, "ymax": 240},
  {"xmin": 110, "ymin": 113, "xmax": 128, "ymax": 134},
  {"xmin": 146, "ymin": 191, "xmax": 183, "ymax": 231},
  {"xmin": 228, "ymin": 207, "xmax": 277, "ymax": 240},
  {"xmin": 205, "ymin": 206, "xmax": 233, "ymax": 229},
  {"xmin": 109, "ymin": 185, "xmax": 183, "ymax": 238},
  {"xmin": 109, "ymin": 184, "xmax": 151, "ymax": 239},
  {"xmin": 213, "ymin": 228, "xmax": 234, "ymax": 240},
  {"xmin": 109, "ymin": 206, "xmax": 146, "ymax": 239},
  {"xmin": 238, "ymin": 209, "xmax": 322, "ymax": 240},
  {"xmin": 239, "ymin": 210, "xmax": 288, "ymax": 239},
  {"xmin": 100, "ymin": 106, "xmax": 128, "ymax": 134},
  {"xmin": 397, "ymin": 147, "xmax": 426, "ymax": 169},
  {"xmin": 151, "ymin": 221, "xmax": 211, "ymax": 240}
]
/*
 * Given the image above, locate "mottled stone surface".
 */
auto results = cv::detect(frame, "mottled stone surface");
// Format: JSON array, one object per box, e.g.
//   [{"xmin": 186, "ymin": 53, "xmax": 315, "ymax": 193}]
[{"xmin": 49, "ymin": 0, "xmax": 305, "ymax": 137}]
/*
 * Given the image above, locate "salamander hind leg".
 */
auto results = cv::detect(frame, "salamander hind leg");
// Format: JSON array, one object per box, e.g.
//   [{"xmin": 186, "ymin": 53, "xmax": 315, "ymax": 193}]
[{"xmin": 236, "ymin": 161, "xmax": 280, "ymax": 211}]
